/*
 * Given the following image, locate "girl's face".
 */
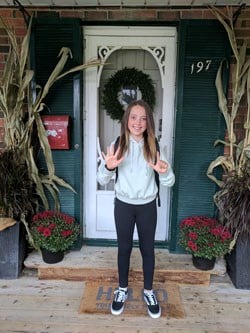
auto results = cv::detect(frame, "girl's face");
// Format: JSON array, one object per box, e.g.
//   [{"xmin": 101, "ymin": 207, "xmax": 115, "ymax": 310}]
[{"xmin": 128, "ymin": 105, "xmax": 147, "ymax": 141}]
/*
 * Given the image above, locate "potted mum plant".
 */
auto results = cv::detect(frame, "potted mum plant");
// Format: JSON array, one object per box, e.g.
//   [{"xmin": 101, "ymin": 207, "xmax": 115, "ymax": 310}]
[
  {"xmin": 179, "ymin": 216, "xmax": 233, "ymax": 270},
  {"xmin": 30, "ymin": 210, "xmax": 80, "ymax": 264}
]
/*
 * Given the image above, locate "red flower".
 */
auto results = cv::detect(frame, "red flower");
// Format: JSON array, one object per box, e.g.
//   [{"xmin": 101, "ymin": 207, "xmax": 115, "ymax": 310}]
[
  {"xmin": 43, "ymin": 228, "xmax": 51, "ymax": 237},
  {"xmin": 221, "ymin": 230, "xmax": 232, "ymax": 240},
  {"xmin": 201, "ymin": 217, "xmax": 217, "ymax": 227},
  {"xmin": 181, "ymin": 218, "xmax": 196, "ymax": 227},
  {"xmin": 59, "ymin": 213, "xmax": 75, "ymax": 224},
  {"xmin": 37, "ymin": 226, "xmax": 44, "ymax": 233},
  {"xmin": 210, "ymin": 228, "xmax": 220, "ymax": 236},
  {"xmin": 189, "ymin": 232, "xmax": 198, "ymax": 240},
  {"xmin": 61, "ymin": 230, "xmax": 73, "ymax": 237},
  {"xmin": 187, "ymin": 240, "xmax": 198, "ymax": 252}
]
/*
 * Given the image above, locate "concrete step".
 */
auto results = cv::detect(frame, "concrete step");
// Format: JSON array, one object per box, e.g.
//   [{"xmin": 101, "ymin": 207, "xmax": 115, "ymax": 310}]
[{"xmin": 24, "ymin": 246, "xmax": 226, "ymax": 285}]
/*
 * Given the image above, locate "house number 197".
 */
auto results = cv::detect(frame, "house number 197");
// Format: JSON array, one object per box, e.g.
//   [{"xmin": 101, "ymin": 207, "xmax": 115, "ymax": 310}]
[{"xmin": 190, "ymin": 60, "xmax": 212, "ymax": 74}]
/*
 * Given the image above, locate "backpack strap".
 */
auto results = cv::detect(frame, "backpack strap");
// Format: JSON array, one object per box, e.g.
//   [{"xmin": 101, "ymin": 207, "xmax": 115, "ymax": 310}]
[
  {"xmin": 114, "ymin": 136, "xmax": 161, "ymax": 207},
  {"xmin": 114, "ymin": 136, "xmax": 120, "ymax": 153},
  {"xmin": 114, "ymin": 136, "xmax": 120, "ymax": 183},
  {"xmin": 154, "ymin": 138, "xmax": 161, "ymax": 207}
]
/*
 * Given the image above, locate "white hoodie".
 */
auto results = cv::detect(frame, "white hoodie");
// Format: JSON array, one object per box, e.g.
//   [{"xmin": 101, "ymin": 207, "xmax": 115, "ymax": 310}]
[{"xmin": 97, "ymin": 136, "xmax": 175, "ymax": 205}]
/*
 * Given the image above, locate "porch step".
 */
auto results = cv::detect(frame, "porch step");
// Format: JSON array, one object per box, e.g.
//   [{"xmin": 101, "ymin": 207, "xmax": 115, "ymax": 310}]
[{"xmin": 24, "ymin": 246, "xmax": 226, "ymax": 286}]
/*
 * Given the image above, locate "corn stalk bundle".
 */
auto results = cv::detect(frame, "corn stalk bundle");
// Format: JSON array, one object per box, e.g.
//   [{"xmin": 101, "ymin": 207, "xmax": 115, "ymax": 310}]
[
  {"xmin": 0, "ymin": 16, "xmax": 100, "ymax": 212},
  {"xmin": 207, "ymin": 6, "xmax": 250, "ymax": 187}
]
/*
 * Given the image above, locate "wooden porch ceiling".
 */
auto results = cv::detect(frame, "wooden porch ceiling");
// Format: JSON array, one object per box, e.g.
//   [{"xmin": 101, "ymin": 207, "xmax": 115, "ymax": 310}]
[{"xmin": 0, "ymin": 0, "xmax": 250, "ymax": 7}]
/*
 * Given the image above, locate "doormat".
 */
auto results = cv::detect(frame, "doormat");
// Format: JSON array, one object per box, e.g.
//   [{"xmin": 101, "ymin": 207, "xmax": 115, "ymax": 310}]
[{"xmin": 79, "ymin": 281, "xmax": 185, "ymax": 318}]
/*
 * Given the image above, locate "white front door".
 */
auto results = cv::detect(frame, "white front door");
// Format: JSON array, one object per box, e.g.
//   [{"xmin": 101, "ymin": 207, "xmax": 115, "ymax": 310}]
[{"xmin": 84, "ymin": 26, "xmax": 176, "ymax": 241}]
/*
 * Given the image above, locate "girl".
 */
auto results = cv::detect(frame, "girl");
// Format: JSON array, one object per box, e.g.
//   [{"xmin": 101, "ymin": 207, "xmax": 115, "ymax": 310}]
[{"xmin": 97, "ymin": 100, "xmax": 175, "ymax": 318}]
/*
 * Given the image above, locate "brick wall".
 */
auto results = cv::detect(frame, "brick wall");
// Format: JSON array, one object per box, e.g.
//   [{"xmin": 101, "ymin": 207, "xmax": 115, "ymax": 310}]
[{"xmin": 0, "ymin": 5, "xmax": 250, "ymax": 149}]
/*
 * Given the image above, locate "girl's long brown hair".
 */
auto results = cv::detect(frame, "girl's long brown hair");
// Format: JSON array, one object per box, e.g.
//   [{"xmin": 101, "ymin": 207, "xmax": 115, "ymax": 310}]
[{"xmin": 117, "ymin": 100, "xmax": 156, "ymax": 162}]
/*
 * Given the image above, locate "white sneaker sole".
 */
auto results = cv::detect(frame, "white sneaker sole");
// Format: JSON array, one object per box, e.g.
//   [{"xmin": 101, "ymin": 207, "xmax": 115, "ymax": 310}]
[
  {"xmin": 111, "ymin": 304, "xmax": 125, "ymax": 316},
  {"xmin": 144, "ymin": 295, "xmax": 161, "ymax": 319},
  {"xmin": 147, "ymin": 307, "xmax": 161, "ymax": 319}
]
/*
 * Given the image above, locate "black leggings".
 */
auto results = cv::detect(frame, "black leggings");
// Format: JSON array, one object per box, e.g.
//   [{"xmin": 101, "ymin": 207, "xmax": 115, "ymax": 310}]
[{"xmin": 114, "ymin": 198, "xmax": 157, "ymax": 290}]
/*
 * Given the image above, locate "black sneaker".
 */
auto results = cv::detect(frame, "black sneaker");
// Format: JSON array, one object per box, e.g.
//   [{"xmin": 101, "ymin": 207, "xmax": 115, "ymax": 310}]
[
  {"xmin": 144, "ymin": 290, "xmax": 161, "ymax": 319},
  {"xmin": 111, "ymin": 288, "xmax": 128, "ymax": 315}
]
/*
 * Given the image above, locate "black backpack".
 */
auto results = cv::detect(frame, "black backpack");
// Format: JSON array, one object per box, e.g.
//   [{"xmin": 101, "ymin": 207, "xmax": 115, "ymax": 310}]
[{"xmin": 114, "ymin": 136, "xmax": 161, "ymax": 207}]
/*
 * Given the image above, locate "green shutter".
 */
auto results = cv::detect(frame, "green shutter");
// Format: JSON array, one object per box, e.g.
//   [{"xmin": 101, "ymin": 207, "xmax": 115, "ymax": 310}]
[
  {"xmin": 170, "ymin": 20, "xmax": 230, "ymax": 252},
  {"xmin": 32, "ymin": 16, "xmax": 83, "ymax": 247}
]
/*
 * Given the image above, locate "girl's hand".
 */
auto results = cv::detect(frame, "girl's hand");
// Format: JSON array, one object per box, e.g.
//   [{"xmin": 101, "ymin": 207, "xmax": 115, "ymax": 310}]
[
  {"xmin": 102, "ymin": 144, "xmax": 124, "ymax": 170},
  {"xmin": 148, "ymin": 152, "xmax": 168, "ymax": 174}
]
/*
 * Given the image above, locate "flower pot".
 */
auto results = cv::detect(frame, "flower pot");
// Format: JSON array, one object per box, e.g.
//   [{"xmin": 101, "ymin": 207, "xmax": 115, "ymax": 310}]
[
  {"xmin": 226, "ymin": 238, "xmax": 250, "ymax": 289},
  {"xmin": 41, "ymin": 248, "xmax": 64, "ymax": 264},
  {"xmin": 192, "ymin": 255, "xmax": 215, "ymax": 271},
  {"xmin": 0, "ymin": 222, "xmax": 27, "ymax": 279}
]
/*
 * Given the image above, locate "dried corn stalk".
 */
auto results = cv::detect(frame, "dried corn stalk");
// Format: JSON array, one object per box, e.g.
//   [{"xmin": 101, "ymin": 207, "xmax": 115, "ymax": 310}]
[
  {"xmin": 207, "ymin": 6, "xmax": 250, "ymax": 186},
  {"xmin": 0, "ymin": 16, "xmax": 101, "ymax": 211}
]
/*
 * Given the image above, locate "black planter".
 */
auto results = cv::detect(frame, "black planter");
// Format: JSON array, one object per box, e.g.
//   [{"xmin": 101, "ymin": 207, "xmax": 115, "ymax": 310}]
[
  {"xmin": 0, "ymin": 222, "xmax": 26, "ymax": 279},
  {"xmin": 192, "ymin": 255, "xmax": 216, "ymax": 271},
  {"xmin": 226, "ymin": 238, "xmax": 250, "ymax": 289},
  {"xmin": 41, "ymin": 248, "xmax": 64, "ymax": 264}
]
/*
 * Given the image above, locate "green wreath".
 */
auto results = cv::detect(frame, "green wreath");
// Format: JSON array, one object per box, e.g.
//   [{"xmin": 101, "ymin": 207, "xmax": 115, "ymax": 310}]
[{"xmin": 103, "ymin": 67, "xmax": 155, "ymax": 121}]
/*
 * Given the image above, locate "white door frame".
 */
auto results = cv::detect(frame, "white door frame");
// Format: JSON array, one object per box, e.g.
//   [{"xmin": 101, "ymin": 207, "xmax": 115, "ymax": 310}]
[{"xmin": 83, "ymin": 26, "xmax": 177, "ymax": 240}]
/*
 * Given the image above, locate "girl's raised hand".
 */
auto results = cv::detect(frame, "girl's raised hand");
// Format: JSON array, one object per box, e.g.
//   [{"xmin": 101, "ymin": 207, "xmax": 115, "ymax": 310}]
[
  {"xmin": 148, "ymin": 152, "xmax": 168, "ymax": 174},
  {"xmin": 102, "ymin": 144, "xmax": 124, "ymax": 170}
]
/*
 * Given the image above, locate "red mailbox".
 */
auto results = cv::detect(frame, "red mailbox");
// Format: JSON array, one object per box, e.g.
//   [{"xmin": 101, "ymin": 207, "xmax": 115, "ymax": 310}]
[{"xmin": 42, "ymin": 115, "xmax": 70, "ymax": 150}]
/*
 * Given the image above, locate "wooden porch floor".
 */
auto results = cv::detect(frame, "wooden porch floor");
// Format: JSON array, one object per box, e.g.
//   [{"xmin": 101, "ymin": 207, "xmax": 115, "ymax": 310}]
[{"xmin": 0, "ymin": 246, "xmax": 250, "ymax": 332}]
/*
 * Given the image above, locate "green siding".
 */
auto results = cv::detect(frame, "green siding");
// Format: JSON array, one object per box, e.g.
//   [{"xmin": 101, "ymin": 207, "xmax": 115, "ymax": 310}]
[
  {"xmin": 32, "ymin": 17, "xmax": 83, "ymax": 247},
  {"xmin": 31, "ymin": 17, "xmax": 230, "ymax": 251},
  {"xmin": 170, "ymin": 20, "xmax": 230, "ymax": 253}
]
